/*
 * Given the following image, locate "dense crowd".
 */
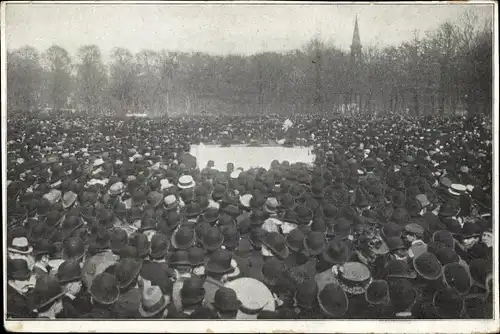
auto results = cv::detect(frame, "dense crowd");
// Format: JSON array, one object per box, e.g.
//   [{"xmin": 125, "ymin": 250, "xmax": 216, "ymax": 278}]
[{"xmin": 6, "ymin": 111, "xmax": 494, "ymax": 319}]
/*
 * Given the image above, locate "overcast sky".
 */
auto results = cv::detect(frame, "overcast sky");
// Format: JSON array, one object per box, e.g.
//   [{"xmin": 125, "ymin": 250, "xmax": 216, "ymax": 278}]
[{"xmin": 5, "ymin": 2, "xmax": 493, "ymax": 60}]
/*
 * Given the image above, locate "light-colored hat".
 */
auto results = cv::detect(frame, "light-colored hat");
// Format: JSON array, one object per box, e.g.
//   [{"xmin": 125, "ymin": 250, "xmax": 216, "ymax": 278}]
[
  {"xmin": 224, "ymin": 277, "xmax": 275, "ymax": 319},
  {"xmin": 109, "ymin": 182, "xmax": 125, "ymax": 196},
  {"xmin": 415, "ymin": 194, "xmax": 430, "ymax": 208},
  {"xmin": 230, "ymin": 171, "xmax": 241, "ymax": 179},
  {"xmin": 177, "ymin": 175, "xmax": 195, "ymax": 189},
  {"xmin": 164, "ymin": 195, "xmax": 178, "ymax": 210},
  {"xmin": 264, "ymin": 197, "xmax": 279, "ymax": 214},
  {"xmin": 239, "ymin": 194, "xmax": 252, "ymax": 208},
  {"xmin": 160, "ymin": 179, "xmax": 173, "ymax": 191},
  {"xmin": 43, "ymin": 189, "xmax": 62, "ymax": 205},
  {"xmin": 449, "ymin": 184, "xmax": 466, "ymax": 196},
  {"xmin": 8, "ymin": 237, "xmax": 33, "ymax": 254},
  {"xmin": 460, "ymin": 166, "xmax": 469, "ymax": 174},
  {"xmin": 93, "ymin": 158, "xmax": 105, "ymax": 167},
  {"xmin": 62, "ymin": 191, "xmax": 78, "ymax": 209},
  {"xmin": 138, "ymin": 285, "xmax": 169, "ymax": 318}
]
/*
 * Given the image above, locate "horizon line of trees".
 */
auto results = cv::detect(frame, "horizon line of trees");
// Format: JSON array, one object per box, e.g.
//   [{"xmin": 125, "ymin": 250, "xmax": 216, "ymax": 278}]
[{"xmin": 7, "ymin": 10, "xmax": 493, "ymax": 118}]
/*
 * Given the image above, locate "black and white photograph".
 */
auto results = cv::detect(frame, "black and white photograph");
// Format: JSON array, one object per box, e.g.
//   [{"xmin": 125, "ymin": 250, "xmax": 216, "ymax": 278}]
[{"xmin": 2, "ymin": 1, "xmax": 498, "ymax": 332}]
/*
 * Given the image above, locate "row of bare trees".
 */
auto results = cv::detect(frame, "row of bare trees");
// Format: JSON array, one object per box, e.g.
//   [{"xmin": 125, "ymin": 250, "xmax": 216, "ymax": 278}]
[{"xmin": 7, "ymin": 11, "xmax": 492, "ymax": 117}]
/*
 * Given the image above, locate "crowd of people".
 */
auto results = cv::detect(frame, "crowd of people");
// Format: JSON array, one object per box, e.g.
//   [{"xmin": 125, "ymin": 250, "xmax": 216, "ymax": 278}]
[{"xmin": 6, "ymin": 111, "xmax": 494, "ymax": 319}]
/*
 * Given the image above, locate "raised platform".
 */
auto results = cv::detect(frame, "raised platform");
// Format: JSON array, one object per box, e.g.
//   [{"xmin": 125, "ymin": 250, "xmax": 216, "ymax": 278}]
[{"xmin": 190, "ymin": 144, "xmax": 315, "ymax": 171}]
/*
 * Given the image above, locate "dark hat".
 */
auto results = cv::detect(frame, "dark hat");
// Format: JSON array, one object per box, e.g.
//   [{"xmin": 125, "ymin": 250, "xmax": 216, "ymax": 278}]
[
  {"xmin": 159, "ymin": 211, "xmax": 181, "ymax": 234},
  {"xmin": 413, "ymin": 252, "xmax": 443, "ymax": 280},
  {"xmin": 322, "ymin": 239, "xmax": 352, "ymax": 265},
  {"xmin": 221, "ymin": 225, "xmax": 240, "ymax": 249},
  {"xmin": 61, "ymin": 216, "xmax": 84, "ymax": 238},
  {"xmin": 365, "ymin": 279, "xmax": 390, "ymax": 305},
  {"xmin": 279, "ymin": 193, "xmax": 296, "ymax": 211},
  {"xmin": 147, "ymin": 191, "xmax": 164, "ymax": 208},
  {"xmin": 464, "ymin": 295, "xmax": 491, "ymax": 319},
  {"xmin": 89, "ymin": 272, "xmax": 119, "ymax": 305},
  {"xmin": 262, "ymin": 232, "xmax": 290, "ymax": 260},
  {"xmin": 149, "ymin": 233, "xmax": 170, "ymax": 260},
  {"xmin": 109, "ymin": 228, "xmax": 129, "ymax": 254},
  {"xmin": 381, "ymin": 222, "xmax": 403, "ymax": 240},
  {"xmin": 171, "ymin": 226, "xmax": 195, "ymax": 250},
  {"xmin": 169, "ymin": 249, "xmax": 190, "ymax": 268},
  {"xmin": 391, "ymin": 191, "xmax": 407, "ymax": 208},
  {"xmin": 212, "ymin": 184, "xmax": 226, "ymax": 200},
  {"xmin": 27, "ymin": 275, "xmax": 65, "ymax": 311},
  {"xmin": 114, "ymin": 257, "xmax": 142, "ymax": 289},
  {"xmin": 182, "ymin": 202, "xmax": 202, "ymax": 219},
  {"xmin": 8, "ymin": 258, "xmax": 32, "ymax": 281},
  {"xmin": 281, "ymin": 210, "xmax": 299, "ymax": 225},
  {"xmin": 56, "ymin": 260, "xmax": 82, "ymax": 284},
  {"xmin": 303, "ymin": 231, "xmax": 327, "ymax": 256},
  {"xmin": 202, "ymin": 208, "xmax": 220, "ymax": 224},
  {"xmin": 32, "ymin": 238, "xmax": 55, "ymax": 258},
  {"xmin": 44, "ymin": 210, "xmax": 64, "ymax": 228},
  {"xmin": 223, "ymin": 204, "xmax": 241, "ymax": 218},
  {"xmin": 468, "ymin": 258, "xmax": 492, "ymax": 289},
  {"xmin": 217, "ymin": 214, "xmax": 234, "ymax": 227},
  {"xmin": 317, "ymin": 283, "xmax": 348, "ymax": 318},
  {"xmin": 310, "ymin": 216, "xmax": 326, "ymax": 233},
  {"xmin": 443, "ymin": 263, "xmax": 471, "ymax": 295},
  {"xmin": 260, "ymin": 257, "xmax": 285, "ymax": 287},
  {"xmin": 295, "ymin": 278, "xmax": 319, "ymax": 309},
  {"xmin": 212, "ymin": 287, "xmax": 242, "ymax": 313},
  {"xmin": 200, "ymin": 226, "xmax": 224, "ymax": 251},
  {"xmin": 295, "ymin": 205, "xmax": 313, "ymax": 225},
  {"xmin": 62, "ymin": 237, "xmax": 86, "ymax": 262},
  {"xmin": 433, "ymin": 288, "xmax": 464, "ymax": 318},
  {"xmin": 205, "ymin": 249, "xmax": 234, "ymax": 275},
  {"xmin": 180, "ymin": 275, "xmax": 205, "ymax": 306},
  {"xmin": 388, "ymin": 278, "xmax": 417, "ymax": 313},
  {"xmin": 119, "ymin": 245, "xmax": 139, "ymax": 259},
  {"xmin": 89, "ymin": 227, "xmax": 111, "ymax": 251},
  {"xmin": 188, "ymin": 247, "xmax": 206, "ymax": 267},
  {"xmin": 286, "ymin": 228, "xmax": 306, "ymax": 252},
  {"xmin": 432, "ymin": 230, "xmax": 455, "ymax": 248},
  {"xmin": 386, "ymin": 237, "xmax": 406, "ymax": 252},
  {"xmin": 250, "ymin": 209, "xmax": 270, "ymax": 226},
  {"xmin": 332, "ymin": 218, "xmax": 353, "ymax": 239},
  {"xmin": 434, "ymin": 247, "xmax": 460, "ymax": 266},
  {"xmin": 139, "ymin": 215, "xmax": 157, "ymax": 233},
  {"xmin": 129, "ymin": 233, "xmax": 151, "ymax": 258},
  {"xmin": 249, "ymin": 227, "xmax": 267, "ymax": 249},
  {"xmin": 460, "ymin": 222, "xmax": 482, "ymax": 239}
]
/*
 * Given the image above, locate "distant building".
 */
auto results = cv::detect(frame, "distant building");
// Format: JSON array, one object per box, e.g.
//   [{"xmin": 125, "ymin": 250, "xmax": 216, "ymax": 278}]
[{"xmin": 346, "ymin": 15, "xmax": 363, "ymax": 110}]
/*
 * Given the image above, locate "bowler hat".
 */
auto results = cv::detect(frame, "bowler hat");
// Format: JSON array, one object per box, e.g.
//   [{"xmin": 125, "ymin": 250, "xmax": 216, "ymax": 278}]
[
  {"xmin": 262, "ymin": 232, "xmax": 289, "ymax": 260},
  {"xmin": 413, "ymin": 252, "xmax": 443, "ymax": 280},
  {"xmin": 27, "ymin": 275, "xmax": 65, "ymax": 311},
  {"xmin": 180, "ymin": 275, "xmax": 205, "ymax": 306},
  {"xmin": 212, "ymin": 287, "xmax": 242, "ymax": 313},
  {"xmin": 114, "ymin": 257, "xmax": 142, "ymax": 289},
  {"xmin": 89, "ymin": 272, "xmax": 119, "ymax": 305},
  {"xmin": 56, "ymin": 260, "xmax": 82, "ymax": 284},
  {"xmin": 317, "ymin": 283, "xmax": 348, "ymax": 318},
  {"xmin": 205, "ymin": 249, "xmax": 234, "ymax": 275}
]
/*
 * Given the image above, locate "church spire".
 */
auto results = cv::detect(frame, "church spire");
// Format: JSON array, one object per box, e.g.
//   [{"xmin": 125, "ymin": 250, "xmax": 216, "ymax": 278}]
[{"xmin": 350, "ymin": 15, "xmax": 362, "ymax": 63}]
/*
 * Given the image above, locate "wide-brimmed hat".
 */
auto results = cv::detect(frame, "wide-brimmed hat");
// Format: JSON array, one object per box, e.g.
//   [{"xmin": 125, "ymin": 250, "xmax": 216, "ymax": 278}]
[
  {"xmin": 27, "ymin": 275, "xmax": 66, "ymax": 311},
  {"xmin": 432, "ymin": 230, "xmax": 455, "ymax": 248},
  {"xmin": 442, "ymin": 262, "xmax": 471, "ymax": 295},
  {"xmin": 413, "ymin": 252, "xmax": 443, "ymax": 280},
  {"xmin": 89, "ymin": 272, "xmax": 120, "ymax": 305},
  {"xmin": 169, "ymin": 249, "xmax": 191, "ymax": 267},
  {"xmin": 294, "ymin": 278, "xmax": 319, "ymax": 310},
  {"xmin": 149, "ymin": 233, "xmax": 170, "ymax": 260},
  {"xmin": 303, "ymin": 231, "xmax": 327, "ymax": 256},
  {"xmin": 281, "ymin": 210, "xmax": 299, "ymax": 225},
  {"xmin": 56, "ymin": 260, "xmax": 82, "ymax": 284},
  {"xmin": 181, "ymin": 202, "xmax": 202, "ymax": 219},
  {"xmin": 114, "ymin": 257, "xmax": 142, "ymax": 289},
  {"xmin": 433, "ymin": 288, "xmax": 465, "ymax": 318},
  {"xmin": 336, "ymin": 262, "xmax": 372, "ymax": 295},
  {"xmin": 223, "ymin": 204, "xmax": 240, "ymax": 218},
  {"xmin": 260, "ymin": 257, "xmax": 285, "ymax": 287},
  {"xmin": 62, "ymin": 237, "xmax": 86, "ymax": 262},
  {"xmin": 8, "ymin": 237, "xmax": 33, "ymax": 255},
  {"xmin": 108, "ymin": 182, "xmax": 125, "ymax": 197},
  {"xmin": 62, "ymin": 191, "xmax": 78, "ymax": 209},
  {"xmin": 188, "ymin": 247, "xmax": 206, "ymax": 267},
  {"xmin": 147, "ymin": 191, "xmax": 164, "ymax": 208},
  {"xmin": 264, "ymin": 197, "xmax": 279, "ymax": 214},
  {"xmin": 163, "ymin": 194, "xmax": 179, "ymax": 211},
  {"xmin": 205, "ymin": 249, "xmax": 234, "ymax": 275},
  {"xmin": 384, "ymin": 259, "xmax": 417, "ymax": 279},
  {"xmin": 365, "ymin": 279, "xmax": 390, "ymax": 305},
  {"xmin": 221, "ymin": 225, "xmax": 240, "ymax": 249},
  {"xmin": 180, "ymin": 275, "xmax": 206, "ymax": 307},
  {"xmin": 171, "ymin": 226, "xmax": 195, "ymax": 250},
  {"xmin": 129, "ymin": 233, "xmax": 151, "ymax": 258},
  {"xmin": 322, "ymin": 239, "xmax": 352, "ymax": 265},
  {"xmin": 285, "ymin": 228, "xmax": 306, "ymax": 252},
  {"xmin": 212, "ymin": 287, "xmax": 242, "ymax": 313},
  {"xmin": 201, "ymin": 208, "xmax": 220, "ymax": 224},
  {"xmin": 460, "ymin": 222, "xmax": 482, "ymax": 239},
  {"xmin": 201, "ymin": 226, "xmax": 224, "ymax": 251},
  {"xmin": 317, "ymin": 283, "xmax": 349, "ymax": 318},
  {"xmin": 381, "ymin": 222, "xmax": 403, "ymax": 240},
  {"xmin": 109, "ymin": 228, "xmax": 129, "ymax": 254},
  {"xmin": 261, "ymin": 232, "xmax": 289, "ymax": 260},
  {"xmin": 434, "ymin": 246, "xmax": 460, "ymax": 265},
  {"xmin": 138, "ymin": 285, "xmax": 169, "ymax": 318},
  {"xmin": 8, "ymin": 258, "xmax": 32, "ymax": 281},
  {"xmin": 178, "ymin": 175, "xmax": 196, "ymax": 189},
  {"xmin": 295, "ymin": 205, "xmax": 313, "ymax": 225},
  {"xmin": 387, "ymin": 278, "xmax": 417, "ymax": 313}
]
